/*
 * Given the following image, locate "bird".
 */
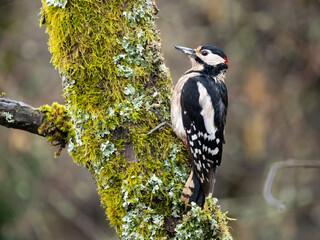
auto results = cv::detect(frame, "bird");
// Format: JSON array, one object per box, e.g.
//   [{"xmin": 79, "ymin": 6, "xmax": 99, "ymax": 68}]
[{"xmin": 170, "ymin": 44, "xmax": 228, "ymax": 210}]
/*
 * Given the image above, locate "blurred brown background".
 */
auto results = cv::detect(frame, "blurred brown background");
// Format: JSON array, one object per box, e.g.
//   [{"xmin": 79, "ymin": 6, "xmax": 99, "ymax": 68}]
[{"xmin": 0, "ymin": 0, "xmax": 319, "ymax": 239}]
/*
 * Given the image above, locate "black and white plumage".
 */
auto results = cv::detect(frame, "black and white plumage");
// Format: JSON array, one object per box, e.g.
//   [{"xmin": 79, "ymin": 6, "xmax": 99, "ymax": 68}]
[{"xmin": 171, "ymin": 45, "xmax": 228, "ymax": 210}]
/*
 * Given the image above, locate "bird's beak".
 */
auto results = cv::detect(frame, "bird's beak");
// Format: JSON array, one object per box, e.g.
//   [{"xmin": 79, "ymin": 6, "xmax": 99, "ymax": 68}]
[{"xmin": 174, "ymin": 46, "xmax": 196, "ymax": 58}]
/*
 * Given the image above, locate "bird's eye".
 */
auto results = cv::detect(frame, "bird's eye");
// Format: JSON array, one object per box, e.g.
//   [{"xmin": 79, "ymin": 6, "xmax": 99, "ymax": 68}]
[{"xmin": 201, "ymin": 50, "xmax": 209, "ymax": 56}]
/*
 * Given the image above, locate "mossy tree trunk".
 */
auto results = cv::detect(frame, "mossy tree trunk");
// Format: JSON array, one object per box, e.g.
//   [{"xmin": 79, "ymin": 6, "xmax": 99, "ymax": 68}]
[{"xmin": 2, "ymin": 0, "xmax": 234, "ymax": 239}]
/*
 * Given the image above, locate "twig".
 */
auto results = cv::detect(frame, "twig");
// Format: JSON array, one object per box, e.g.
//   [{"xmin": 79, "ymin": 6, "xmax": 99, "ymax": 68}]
[
  {"xmin": 152, "ymin": 0, "xmax": 159, "ymax": 15},
  {"xmin": 0, "ymin": 97, "xmax": 44, "ymax": 136},
  {"xmin": 147, "ymin": 122, "xmax": 172, "ymax": 135},
  {"xmin": 263, "ymin": 159, "xmax": 320, "ymax": 211},
  {"xmin": 149, "ymin": 108, "xmax": 166, "ymax": 122}
]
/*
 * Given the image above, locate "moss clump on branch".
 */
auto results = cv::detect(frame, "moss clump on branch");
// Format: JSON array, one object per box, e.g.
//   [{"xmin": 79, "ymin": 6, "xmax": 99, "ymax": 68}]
[
  {"xmin": 40, "ymin": 0, "xmax": 233, "ymax": 238},
  {"xmin": 38, "ymin": 102, "xmax": 74, "ymax": 157}
]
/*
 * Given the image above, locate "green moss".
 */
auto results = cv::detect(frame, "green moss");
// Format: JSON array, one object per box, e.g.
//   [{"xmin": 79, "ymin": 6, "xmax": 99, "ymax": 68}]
[
  {"xmin": 40, "ymin": 0, "xmax": 233, "ymax": 238},
  {"xmin": 39, "ymin": 102, "xmax": 74, "ymax": 157},
  {"xmin": 175, "ymin": 197, "xmax": 234, "ymax": 240}
]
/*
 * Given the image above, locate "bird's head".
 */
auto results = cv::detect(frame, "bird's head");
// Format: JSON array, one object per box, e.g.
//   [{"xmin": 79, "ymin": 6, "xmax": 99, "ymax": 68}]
[{"xmin": 174, "ymin": 45, "xmax": 228, "ymax": 71}]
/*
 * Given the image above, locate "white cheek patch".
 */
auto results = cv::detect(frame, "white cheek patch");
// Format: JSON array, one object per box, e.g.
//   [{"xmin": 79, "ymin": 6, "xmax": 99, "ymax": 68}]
[{"xmin": 200, "ymin": 54, "xmax": 225, "ymax": 66}]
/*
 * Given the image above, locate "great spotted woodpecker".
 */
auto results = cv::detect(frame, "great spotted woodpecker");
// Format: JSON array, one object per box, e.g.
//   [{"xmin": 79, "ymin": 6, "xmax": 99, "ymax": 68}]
[{"xmin": 171, "ymin": 45, "xmax": 228, "ymax": 210}]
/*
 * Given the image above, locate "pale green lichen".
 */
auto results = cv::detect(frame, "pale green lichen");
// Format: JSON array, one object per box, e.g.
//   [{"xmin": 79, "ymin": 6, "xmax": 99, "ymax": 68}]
[
  {"xmin": 124, "ymin": 84, "xmax": 136, "ymax": 96},
  {"xmin": 46, "ymin": 0, "xmax": 68, "ymax": 9},
  {"xmin": 2, "ymin": 112, "xmax": 14, "ymax": 123},
  {"xmin": 100, "ymin": 141, "xmax": 116, "ymax": 161}
]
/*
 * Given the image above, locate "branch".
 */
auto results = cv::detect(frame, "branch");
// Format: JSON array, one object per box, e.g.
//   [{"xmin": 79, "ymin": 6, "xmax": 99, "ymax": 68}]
[
  {"xmin": 0, "ymin": 97, "xmax": 73, "ymax": 157},
  {"xmin": 0, "ymin": 97, "xmax": 44, "ymax": 136},
  {"xmin": 263, "ymin": 159, "xmax": 320, "ymax": 211}
]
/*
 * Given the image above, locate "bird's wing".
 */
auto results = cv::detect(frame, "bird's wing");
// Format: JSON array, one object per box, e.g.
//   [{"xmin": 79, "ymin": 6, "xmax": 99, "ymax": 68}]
[{"xmin": 180, "ymin": 76, "xmax": 225, "ymax": 195}]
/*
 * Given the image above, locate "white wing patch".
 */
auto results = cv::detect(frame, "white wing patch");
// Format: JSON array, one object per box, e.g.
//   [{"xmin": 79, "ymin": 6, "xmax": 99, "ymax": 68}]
[
  {"xmin": 197, "ymin": 82, "xmax": 217, "ymax": 137},
  {"xmin": 208, "ymin": 147, "xmax": 219, "ymax": 156}
]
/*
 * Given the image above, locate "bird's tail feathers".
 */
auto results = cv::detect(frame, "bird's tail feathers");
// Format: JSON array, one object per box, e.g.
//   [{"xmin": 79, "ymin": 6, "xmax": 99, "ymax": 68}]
[
  {"xmin": 203, "ymin": 167, "xmax": 217, "ymax": 197},
  {"xmin": 181, "ymin": 169, "xmax": 205, "ymax": 211},
  {"xmin": 181, "ymin": 168, "xmax": 217, "ymax": 211}
]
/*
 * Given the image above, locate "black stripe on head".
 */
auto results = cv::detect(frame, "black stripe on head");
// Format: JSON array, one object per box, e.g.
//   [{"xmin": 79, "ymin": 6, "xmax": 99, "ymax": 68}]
[
  {"xmin": 195, "ymin": 57, "xmax": 228, "ymax": 76},
  {"xmin": 201, "ymin": 45, "xmax": 227, "ymax": 59},
  {"xmin": 195, "ymin": 56, "xmax": 205, "ymax": 65}
]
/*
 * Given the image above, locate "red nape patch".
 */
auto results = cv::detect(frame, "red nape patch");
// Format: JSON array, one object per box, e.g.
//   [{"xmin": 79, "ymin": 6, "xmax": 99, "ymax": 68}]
[
  {"xmin": 183, "ymin": 141, "xmax": 188, "ymax": 147},
  {"xmin": 224, "ymin": 57, "xmax": 229, "ymax": 68}
]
